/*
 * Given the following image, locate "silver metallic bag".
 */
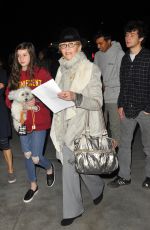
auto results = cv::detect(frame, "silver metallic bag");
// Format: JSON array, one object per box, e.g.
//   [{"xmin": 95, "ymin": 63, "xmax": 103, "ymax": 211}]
[
  {"xmin": 74, "ymin": 132, "xmax": 118, "ymax": 174},
  {"xmin": 74, "ymin": 108, "xmax": 118, "ymax": 174}
]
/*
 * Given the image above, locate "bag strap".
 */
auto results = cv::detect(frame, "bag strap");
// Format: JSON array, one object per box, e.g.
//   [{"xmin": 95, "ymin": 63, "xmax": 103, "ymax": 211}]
[
  {"xmin": 82, "ymin": 65, "xmax": 107, "ymax": 136},
  {"xmin": 85, "ymin": 109, "xmax": 107, "ymax": 136}
]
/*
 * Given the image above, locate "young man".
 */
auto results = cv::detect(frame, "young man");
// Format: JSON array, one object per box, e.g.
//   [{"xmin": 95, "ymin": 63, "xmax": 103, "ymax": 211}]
[
  {"xmin": 94, "ymin": 30, "xmax": 124, "ymax": 146},
  {"xmin": 108, "ymin": 20, "xmax": 150, "ymax": 189}
]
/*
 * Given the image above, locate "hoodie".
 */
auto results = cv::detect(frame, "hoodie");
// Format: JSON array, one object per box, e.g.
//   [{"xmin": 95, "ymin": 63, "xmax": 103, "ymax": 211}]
[{"xmin": 94, "ymin": 41, "xmax": 124, "ymax": 103}]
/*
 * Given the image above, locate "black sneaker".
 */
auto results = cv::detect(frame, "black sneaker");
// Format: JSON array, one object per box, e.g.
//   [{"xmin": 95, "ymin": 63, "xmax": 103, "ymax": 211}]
[
  {"xmin": 23, "ymin": 186, "xmax": 38, "ymax": 203},
  {"xmin": 142, "ymin": 177, "xmax": 150, "ymax": 189},
  {"xmin": 61, "ymin": 214, "xmax": 82, "ymax": 226},
  {"xmin": 46, "ymin": 163, "xmax": 55, "ymax": 187},
  {"xmin": 107, "ymin": 176, "xmax": 131, "ymax": 188}
]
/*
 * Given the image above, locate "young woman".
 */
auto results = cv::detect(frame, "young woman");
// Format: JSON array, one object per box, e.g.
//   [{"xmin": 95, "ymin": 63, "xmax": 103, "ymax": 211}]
[
  {"xmin": 0, "ymin": 62, "xmax": 16, "ymax": 183},
  {"xmin": 6, "ymin": 42, "xmax": 55, "ymax": 203},
  {"xmin": 50, "ymin": 27, "xmax": 105, "ymax": 226}
]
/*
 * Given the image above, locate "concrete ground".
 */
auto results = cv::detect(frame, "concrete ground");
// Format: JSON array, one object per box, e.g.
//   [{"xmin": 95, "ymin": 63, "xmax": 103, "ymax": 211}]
[{"xmin": 0, "ymin": 126, "xmax": 150, "ymax": 230}]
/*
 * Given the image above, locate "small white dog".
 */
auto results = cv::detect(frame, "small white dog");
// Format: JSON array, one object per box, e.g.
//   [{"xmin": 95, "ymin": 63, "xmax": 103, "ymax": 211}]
[{"xmin": 8, "ymin": 87, "xmax": 38, "ymax": 132}]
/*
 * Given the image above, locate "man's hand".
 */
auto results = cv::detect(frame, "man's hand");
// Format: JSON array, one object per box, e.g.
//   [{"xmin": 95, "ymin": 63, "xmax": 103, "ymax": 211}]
[
  {"xmin": 144, "ymin": 112, "xmax": 150, "ymax": 115},
  {"xmin": 118, "ymin": 107, "xmax": 125, "ymax": 120}
]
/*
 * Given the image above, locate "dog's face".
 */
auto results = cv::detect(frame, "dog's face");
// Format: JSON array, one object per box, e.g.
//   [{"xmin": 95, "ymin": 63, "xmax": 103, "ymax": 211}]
[{"xmin": 8, "ymin": 87, "xmax": 34, "ymax": 103}]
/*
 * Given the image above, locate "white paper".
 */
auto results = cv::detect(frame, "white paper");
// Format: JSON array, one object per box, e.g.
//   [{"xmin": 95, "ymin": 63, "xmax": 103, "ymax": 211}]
[{"xmin": 31, "ymin": 79, "xmax": 75, "ymax": 113}]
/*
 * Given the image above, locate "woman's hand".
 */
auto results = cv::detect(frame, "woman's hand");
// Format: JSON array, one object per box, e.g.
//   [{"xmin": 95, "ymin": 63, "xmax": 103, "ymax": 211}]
[
  {"xmin": 25, "ymin": 97, "xmax": 36, "ymax": 106},
  {"xmin": 57, "ymin": 91, "xmax": 76, "ymax": 101},
  {"xmin": 0, "ymin": 83, "xmax": 4, "ymax": 89}
]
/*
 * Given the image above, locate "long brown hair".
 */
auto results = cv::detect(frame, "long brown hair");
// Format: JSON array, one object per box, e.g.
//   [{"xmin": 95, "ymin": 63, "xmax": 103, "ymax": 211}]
[{"xmin": 9, "ymin": 42, "xmax": 37, "ymax": 90}]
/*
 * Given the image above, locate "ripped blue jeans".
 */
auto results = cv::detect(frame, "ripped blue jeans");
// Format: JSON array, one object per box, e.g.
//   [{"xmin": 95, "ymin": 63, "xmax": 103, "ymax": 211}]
[{"xmin": 20, "ymin": 130, "xmax": 51, "ymax": 182}]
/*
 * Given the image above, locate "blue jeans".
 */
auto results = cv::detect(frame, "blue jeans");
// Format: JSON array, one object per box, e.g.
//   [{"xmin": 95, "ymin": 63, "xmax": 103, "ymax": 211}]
[{"xmin": 20, "ymin": 130, "xmax": 51, "ymax": 182}]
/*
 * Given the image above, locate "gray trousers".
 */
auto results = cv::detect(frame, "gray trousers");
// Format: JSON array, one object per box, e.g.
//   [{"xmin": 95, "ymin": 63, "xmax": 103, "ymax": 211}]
[
  {"xmin": 104, "ymin": 103, "xmax": 120, "ymax": 144},
  {"xmin": 62, "ymin": 145, "xmax": 104, "ymax": 219},
  {"xmin": 118, "ymin": 111, "xmax": 150, "ymax": 180}
]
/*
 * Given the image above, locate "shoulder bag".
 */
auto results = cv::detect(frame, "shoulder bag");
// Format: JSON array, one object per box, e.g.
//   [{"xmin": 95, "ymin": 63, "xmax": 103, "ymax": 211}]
[{"xmin": 74, "ymin": 110, "xmax": 118, "ymax": 174}]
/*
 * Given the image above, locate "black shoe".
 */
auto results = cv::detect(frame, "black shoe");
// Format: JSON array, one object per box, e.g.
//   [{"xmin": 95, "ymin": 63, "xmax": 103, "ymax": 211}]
[
  {"xmin": 142, "ymin": 177, "xmax": 150, "ymax": 189},
  {"xmin": 23, "ymin": 186, "xmax": 38, "ymax": 203},
  {"xmin": 47, "ymin": 163, "xmax": 55, "ymax": 187},
  {"xmin": 61, "ymin": 214, "xmax": 82, "ymax": 226},
  {"xmin": 107, "ymin": 176, "xmax": 131, "ymax": 188},
  {"xmin": 93, "ymin": 191, "xmax": 103, "ymax": 205}
]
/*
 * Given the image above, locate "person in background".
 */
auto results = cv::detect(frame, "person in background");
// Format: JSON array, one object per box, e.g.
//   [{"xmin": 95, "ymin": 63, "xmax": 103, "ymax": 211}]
[
  {"xmin": 94, "ymin": 29, "xmax": 124, "ymax": 146},
  {"xmin": 37, "ymin": 48, "xmax": 52, "ymax": 73},
  {"xmin": 108, "ymin": 20, "xmax": 150, "ymax": 189},
  {"xmin": 6, "ymin": 42, "xmax": 55, "ymax": 203},
  {"xmin": 50, "ymin": 27, "xmax": 105, "ymax": 226},
  {"xmin": 0, "ymin": 59, "xmax": 16, "ymax": 183},
  {"xmin": 37, "ymin": 47, "xmax": 59, "ymax": 79}
]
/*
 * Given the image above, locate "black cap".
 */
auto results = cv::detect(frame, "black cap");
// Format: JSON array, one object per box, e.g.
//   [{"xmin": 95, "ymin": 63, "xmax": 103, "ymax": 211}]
[{"xmin": 59, "ymin": 27, "xmax": 81, "ymax": 43}]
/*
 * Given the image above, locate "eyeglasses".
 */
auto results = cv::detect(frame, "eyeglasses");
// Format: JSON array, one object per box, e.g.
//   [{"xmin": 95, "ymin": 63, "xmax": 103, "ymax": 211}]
[{"xmin": 59, "ymin": 42, "xmax": 80, "ymax": 49}]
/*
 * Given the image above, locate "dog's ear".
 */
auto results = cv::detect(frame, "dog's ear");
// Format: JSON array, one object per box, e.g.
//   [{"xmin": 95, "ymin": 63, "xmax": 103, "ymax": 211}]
[{"xmin": 8, "ymin": 90, "xmax": 16, "ymax": 100}]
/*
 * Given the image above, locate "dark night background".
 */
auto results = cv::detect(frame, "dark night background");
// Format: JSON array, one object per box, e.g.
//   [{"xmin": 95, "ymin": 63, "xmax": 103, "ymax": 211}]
[{"xmin": 1, "ymin": 1, "xmax": 150, "ymax": 63}]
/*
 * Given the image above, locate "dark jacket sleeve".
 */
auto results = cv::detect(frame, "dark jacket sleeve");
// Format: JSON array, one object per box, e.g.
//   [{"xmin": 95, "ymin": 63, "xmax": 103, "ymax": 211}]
[{"xmin": 117, "ymin": 59, "xmax": 124, "ymax": 108}]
